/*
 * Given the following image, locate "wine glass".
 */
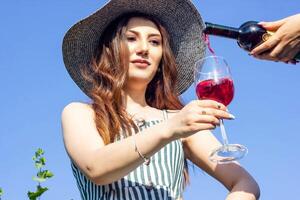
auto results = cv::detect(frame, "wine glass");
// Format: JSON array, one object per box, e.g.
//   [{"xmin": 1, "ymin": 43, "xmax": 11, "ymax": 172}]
[{"xmin": 194, "ymin": 55, "xmax": 248, "ymax": 163}]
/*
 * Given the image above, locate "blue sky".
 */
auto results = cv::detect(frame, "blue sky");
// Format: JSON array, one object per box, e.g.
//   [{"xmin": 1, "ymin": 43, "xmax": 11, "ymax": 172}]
[{"xmin": 1, "ymin": 0, "xmax": 299, "ymax": 199}]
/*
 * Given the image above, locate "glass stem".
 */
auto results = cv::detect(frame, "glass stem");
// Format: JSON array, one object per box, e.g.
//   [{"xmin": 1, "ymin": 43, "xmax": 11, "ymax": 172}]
[{"xmin": 220, "ymin": 119, "xmax": 229, "ymax": 147}]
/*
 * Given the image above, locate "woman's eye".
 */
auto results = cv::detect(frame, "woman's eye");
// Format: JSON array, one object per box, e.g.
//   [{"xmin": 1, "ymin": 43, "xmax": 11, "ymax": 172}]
[
  {"xmin": 126, "ymin": 36, "xmax": 136, "ymax": 42},
  {"xmin": 150, "ymin": 40, "xmax": 161, "ymax": 46}
]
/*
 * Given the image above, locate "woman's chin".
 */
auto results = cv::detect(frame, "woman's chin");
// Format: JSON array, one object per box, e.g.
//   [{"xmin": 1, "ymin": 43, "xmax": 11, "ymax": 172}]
[{"xmin": 126, "ymin": 76, "xmax": 153, "ymax": 87}]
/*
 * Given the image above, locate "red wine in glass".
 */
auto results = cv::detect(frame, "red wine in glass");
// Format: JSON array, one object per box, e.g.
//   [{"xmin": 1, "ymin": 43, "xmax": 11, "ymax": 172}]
[
  {"xmin": 196, "ymin": 78, "xmax": 234, "ymax": 106},
  {"xmin": 194, "ymin": 56, "xmax": 247, "ymax": 163}
]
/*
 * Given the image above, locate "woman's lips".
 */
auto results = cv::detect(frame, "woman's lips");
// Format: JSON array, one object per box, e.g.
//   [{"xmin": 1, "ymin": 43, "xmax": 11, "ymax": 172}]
[
  {"xmin": 131, "ymin": 59, "xmax": 151, "ymax": 68},
  {"xmin": 132, "ymin": 62, "xmax": 149, "ymax": 68}
]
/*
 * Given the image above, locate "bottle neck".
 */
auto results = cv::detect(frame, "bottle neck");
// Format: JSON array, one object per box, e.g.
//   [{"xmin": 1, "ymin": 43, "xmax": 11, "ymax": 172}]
[{"xmin": 204, "ymin": 22, "xmax": 239, "ymax": 39}]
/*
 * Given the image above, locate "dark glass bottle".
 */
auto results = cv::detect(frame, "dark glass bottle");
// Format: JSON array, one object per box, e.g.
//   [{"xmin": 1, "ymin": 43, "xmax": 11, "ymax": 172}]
[{"xmin": 204, "ymin": 21, "xmax": 300, "ymax": 60}]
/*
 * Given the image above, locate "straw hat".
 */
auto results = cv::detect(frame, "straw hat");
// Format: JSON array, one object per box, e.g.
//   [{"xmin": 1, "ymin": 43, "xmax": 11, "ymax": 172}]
[{"xmin": 62, "ymin": 0, "xmax": 206, "ymax": 96}]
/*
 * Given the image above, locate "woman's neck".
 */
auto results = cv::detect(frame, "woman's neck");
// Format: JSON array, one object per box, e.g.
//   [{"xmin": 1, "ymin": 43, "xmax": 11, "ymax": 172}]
[
  {"xmin": 123, "ymin": 92, "xmax": 163, "ymax": 121},
  {"xmin": 124, "ymin": 89, "xmax": 149, "ymax": 114}
]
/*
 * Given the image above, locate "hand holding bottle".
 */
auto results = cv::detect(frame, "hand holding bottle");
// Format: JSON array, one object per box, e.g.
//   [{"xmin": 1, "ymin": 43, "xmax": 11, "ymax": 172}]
[{"xmin": 250, "ymin": 14, "xmax": 300, "ymax": 63}]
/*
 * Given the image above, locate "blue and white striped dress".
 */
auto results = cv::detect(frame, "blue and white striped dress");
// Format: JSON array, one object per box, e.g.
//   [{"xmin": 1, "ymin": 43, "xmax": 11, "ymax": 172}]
[{"xmin": 71, "ymin": 110, "xmax": 185, "ymax": 200}]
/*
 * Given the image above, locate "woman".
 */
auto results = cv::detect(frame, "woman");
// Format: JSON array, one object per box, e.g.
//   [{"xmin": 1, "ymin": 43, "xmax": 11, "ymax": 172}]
[{"xmin": 61, "ymin": 0, "xmax": 260, "ymax": 199}]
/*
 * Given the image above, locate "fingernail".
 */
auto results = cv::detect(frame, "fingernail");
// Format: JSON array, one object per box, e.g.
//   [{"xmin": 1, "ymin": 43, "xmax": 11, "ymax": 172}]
[{"xmin": 229, "ymin": 114, "xmax": 235, "ymax": 119}]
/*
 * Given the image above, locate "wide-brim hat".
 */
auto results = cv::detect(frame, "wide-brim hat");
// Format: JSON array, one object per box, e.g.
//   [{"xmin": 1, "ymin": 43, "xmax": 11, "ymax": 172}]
[{"xmin": 62, "ymin": 0, "xmax": 206, "ymax": 97}]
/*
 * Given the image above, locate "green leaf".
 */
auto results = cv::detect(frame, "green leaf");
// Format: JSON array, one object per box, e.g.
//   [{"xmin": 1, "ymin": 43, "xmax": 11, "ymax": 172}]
[
  {"xmin": 33, "ymin": 170, "xmax": 54, "ymax": 182},
  {"xmin": 0, "ymin": 187, "xmax": 3, "ymax": 196},
  {"xmin": 27, "ymin": 185, "xmax": 48, "ymax": 200},
  {"xmin": 35, "ymin": 162, "xmax": 43, "ymax": 169},
  {"xmin": 27, "ymin": 191, "xmax": 37, "ymax": 200},
  {"xmin": 35, "ymin": 152, "xmax": 39, "ymax": 159},
  {"xmin": 33, "ymin": 176, "xmax": 46, "ymax": 182},
  {"xmin": 38, "ymin": 170, "xmax": 54, "ymax": 179},
  {"xmin": 40, "ymin": 157, "xmax": 46, "ymax": 165},
  {"xmin": 29, "ymin": 148, "xmax": 52, "ymax": 199},
  {"xmin": 35, "ymin": 148, "xmax": 44, "ymax": 157},
  {"xmin": 45, "ymin": 170, "xmax": 54, "ymax": 178}
]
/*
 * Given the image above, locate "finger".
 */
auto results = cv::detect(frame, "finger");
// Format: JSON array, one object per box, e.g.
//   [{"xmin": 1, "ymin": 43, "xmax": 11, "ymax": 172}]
[
  {"xmin": 288, "ymin": 59, "xmax": 298, "ymax": 65},
  {"xmin": 270, "ymin": 35, "xmax": 300, "ymax": 62},
  {"xmin": 258, "ymin": 19, "xmax": 286, "ymax": 31},
  {"xmin": 271, "ymin": 41, "xmax": 299, "ymax": 62},
  {"xmin": 201, "ymin": 108, "xmax": 235, "ymax": 120},
  {"xmin": 195, "ymin": 100, "xmax": 227, "ymax": 111},
  {"xmin": 194, "ymin": 114, "xmax": 220, "ymax": 126},
  {"xmin": 253, "ymin": 53, "xmax": 276, "ymax": 61},
  {"xmin": 267, "ymin": 42, "xmax": 288, "ymax": 61},
  {"xmin": 250, "ymin": 35, "xmax": 281, "ymax": 56},
  {"xmin": 260, "ymin": 14, "xmax": 300, "ymax": 31},
  {"xmin": 190, "ymin": 123, "xmax": 216, "ymax": 131},
  {"xmin": 281, "ymin": 41, "xmax": 300, "ymax": 62},
  {"xmin": 276, "ymin": 48, "xmax": 296, "ymax": 62}
]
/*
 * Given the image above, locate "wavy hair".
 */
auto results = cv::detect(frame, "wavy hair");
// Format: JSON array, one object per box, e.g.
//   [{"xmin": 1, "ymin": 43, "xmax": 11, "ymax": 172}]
[{"xmin": 82, "ymin": 12, "xmax": 190, "ymax": 186}]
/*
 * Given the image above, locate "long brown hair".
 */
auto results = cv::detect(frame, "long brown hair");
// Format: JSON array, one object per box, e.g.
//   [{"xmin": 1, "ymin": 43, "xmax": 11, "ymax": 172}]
[{"xmin": 82, "ymin": 12, "xmax": 190, "ymax": 186}]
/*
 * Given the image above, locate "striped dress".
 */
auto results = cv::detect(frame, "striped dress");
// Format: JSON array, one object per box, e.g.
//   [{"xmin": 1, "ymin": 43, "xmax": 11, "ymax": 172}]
[{"xmin": 71, "ymin": 110, "xmax": 185, "ymax": 200}]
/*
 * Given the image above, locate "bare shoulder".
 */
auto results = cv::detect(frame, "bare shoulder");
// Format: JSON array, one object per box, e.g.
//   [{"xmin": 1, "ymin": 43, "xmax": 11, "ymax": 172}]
[
  {"xmin": 62, "ymin": 102, "xmax": 94, "ymax": 120},
  {"xmin": 61, "ymin": 102, "xmax": 105, "ymax": 173},
  {"xmin": 61, "ymin": 102, "xmax": 98, "ymax": 138},
  {"xmin": 61, "ymin": 102, "xmax": 104, "ymax": 150},
  {"xmin": 62, "ymin": 101, "xmax": 93, "ymax": 113}
]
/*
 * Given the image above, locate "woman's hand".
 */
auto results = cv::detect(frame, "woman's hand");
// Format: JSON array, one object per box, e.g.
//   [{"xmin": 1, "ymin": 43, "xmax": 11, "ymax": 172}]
[
  {"xmin": 165, "ymin": 100, "xmax": 235, "ymax": 140},
  {"xmin": 250, "ymin": 14, "xmax": 300, "ymax": 63}
]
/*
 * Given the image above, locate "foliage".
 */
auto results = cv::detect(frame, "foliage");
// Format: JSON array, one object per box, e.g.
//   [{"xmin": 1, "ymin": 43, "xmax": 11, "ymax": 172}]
[
  {"xmin": 27, "ymin": 148, "xmax": 54, "ymax": 200},
  {"xmin": 0, "ymin": 187, "xmax": 3, "ymax": 200}
]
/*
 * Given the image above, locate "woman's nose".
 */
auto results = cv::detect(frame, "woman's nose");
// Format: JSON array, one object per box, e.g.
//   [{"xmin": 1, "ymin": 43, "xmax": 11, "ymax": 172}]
[{"xmin": 136, "ymin": 40, "xmax": 149, "ymax": 56}]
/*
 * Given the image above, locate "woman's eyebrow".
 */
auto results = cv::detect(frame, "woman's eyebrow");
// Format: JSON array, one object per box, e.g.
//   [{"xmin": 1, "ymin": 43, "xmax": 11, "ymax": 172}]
[{"xmin": 127, "ymin": 30, "xmax": 161, "ymax": 37}]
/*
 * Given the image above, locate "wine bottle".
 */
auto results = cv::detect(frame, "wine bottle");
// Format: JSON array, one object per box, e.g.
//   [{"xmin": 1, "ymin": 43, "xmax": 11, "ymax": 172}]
[{"xmin": 203, "ymin": 21, "xmax": 300, "ymax": 60}]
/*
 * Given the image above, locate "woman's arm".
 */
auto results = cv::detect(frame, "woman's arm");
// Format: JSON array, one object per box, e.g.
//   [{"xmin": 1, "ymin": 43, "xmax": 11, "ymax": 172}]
[
  {"xmin": 183, "ymin": 130, "xmax": 260, "ymax": 200},
  {"xmin": 62, "ymin": 100, "xmax": 232, "ymax": 186},
  {"xmin": 61, "ymin": 102, "xmax": 172, "ymax": 185}
]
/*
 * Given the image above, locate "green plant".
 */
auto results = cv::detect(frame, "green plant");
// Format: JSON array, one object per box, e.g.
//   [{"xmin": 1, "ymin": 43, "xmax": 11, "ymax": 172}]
[
  {"xmin": 0, "ymin": 187, "xmax": 3, "ymax": 200},
  {"xmin": 27, "ymin": 148, "xmax": 54, "ymax": 200}
]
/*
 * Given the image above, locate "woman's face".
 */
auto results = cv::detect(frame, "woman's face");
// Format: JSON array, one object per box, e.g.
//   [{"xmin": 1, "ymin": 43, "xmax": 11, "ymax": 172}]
[{"xmin": 125, "ymin": 17, "xmax": 163, "ymax": 88}]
